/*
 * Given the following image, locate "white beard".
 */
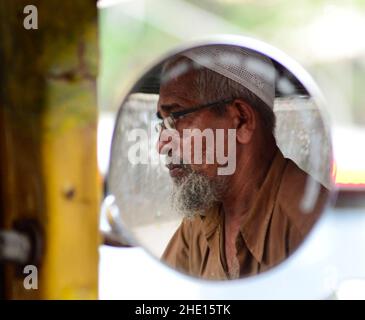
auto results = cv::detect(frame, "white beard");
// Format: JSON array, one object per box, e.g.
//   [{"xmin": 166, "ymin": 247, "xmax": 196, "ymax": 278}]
[{"xmin": 170, "ymin": 167, "xmax": 228, "ymax": 218}]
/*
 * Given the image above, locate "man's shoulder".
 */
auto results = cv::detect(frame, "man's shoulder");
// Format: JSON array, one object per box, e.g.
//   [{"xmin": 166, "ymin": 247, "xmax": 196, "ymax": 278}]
[{"xmin": 276, "ymin": 157, "xmax": 329, "ymax": 234}]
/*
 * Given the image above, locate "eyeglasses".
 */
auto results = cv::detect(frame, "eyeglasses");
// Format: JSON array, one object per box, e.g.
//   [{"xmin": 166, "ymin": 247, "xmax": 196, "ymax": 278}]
[{"xmin": 155, "ymin": 98, "xmax": 233, "ymax": 133}]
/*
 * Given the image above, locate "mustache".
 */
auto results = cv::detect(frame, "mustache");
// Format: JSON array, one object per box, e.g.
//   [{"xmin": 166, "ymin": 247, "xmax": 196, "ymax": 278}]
[{"xmin": 166, "ymin": 161, "xmax": 191, "ymax": 171}]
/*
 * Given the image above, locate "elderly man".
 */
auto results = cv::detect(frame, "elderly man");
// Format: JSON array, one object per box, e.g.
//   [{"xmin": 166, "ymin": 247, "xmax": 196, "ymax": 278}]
[{"xmin": 156, "ymin": 45, "xmax": 328, "ymax": 280}]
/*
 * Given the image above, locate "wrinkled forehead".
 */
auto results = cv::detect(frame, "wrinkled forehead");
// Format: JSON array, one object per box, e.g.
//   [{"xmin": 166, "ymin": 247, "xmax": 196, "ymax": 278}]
[
  {"xmin": 161, "ymin": 56, "xmax": 199, "ymax": 83},
  {"xmin": 159, "ymin": 56, "xmax": 203, "ymax": 103}
]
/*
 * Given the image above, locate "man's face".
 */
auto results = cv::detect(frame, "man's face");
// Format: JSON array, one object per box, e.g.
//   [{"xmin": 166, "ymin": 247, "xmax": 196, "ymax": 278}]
[
  {"xmin": 157, "ymin": 67, "xmax": 232, "ymax": 216},
  {"xmin": 157, "ymin": 68, "xmax": 232, "ymax": 178}
]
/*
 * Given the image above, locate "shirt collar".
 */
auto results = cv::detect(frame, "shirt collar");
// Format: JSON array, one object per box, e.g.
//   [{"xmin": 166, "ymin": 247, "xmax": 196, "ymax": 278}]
[{"xmin": 200, "ymin": 149, "xmax": 288, "ymax": 263}]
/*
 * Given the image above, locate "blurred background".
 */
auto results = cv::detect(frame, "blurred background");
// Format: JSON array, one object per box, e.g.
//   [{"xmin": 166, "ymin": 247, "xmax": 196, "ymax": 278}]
[
  {"xmin": 98, "ymin": 0, "xmax": 365, "ymax": 185},
  {"xmin": 97, "ymin": 0, "xmax": 365, "ymax": 299}
]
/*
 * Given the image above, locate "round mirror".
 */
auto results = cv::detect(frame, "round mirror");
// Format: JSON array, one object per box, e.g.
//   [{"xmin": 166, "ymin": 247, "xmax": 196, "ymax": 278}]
[{"xmin": 105, "ymin": 36, "xmax": 333, "ymax": 280}]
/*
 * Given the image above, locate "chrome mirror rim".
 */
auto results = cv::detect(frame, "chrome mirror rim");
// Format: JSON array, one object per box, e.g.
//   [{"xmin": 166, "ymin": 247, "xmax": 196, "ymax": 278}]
[{"xmin": 103, "ymin": 35, "xmax": 336, "ymax": 287}]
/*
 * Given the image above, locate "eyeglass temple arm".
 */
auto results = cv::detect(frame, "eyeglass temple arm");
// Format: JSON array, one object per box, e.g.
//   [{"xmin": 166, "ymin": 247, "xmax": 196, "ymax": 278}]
[{"xmin": 171, "ymin": 99, "xmax": 233, "ymax": 119}]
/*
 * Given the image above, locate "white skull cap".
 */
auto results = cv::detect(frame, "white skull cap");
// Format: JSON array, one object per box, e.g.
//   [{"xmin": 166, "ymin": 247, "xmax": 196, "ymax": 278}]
[{"xmin": 182, "ymin": 45, "xmax": 276, "ymax": 108}]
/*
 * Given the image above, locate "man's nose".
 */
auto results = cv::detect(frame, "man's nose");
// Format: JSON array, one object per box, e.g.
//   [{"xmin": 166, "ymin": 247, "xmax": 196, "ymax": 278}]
[
  {"xmin": 157, "ymin": 130, "xmax": 171, "ymax": 155},
  {"xmin": 156, "ymin": 129, "xmax": 179, "ymax": 156}
]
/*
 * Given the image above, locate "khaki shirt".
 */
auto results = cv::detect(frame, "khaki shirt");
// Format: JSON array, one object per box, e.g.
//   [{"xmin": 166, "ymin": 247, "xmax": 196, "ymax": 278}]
[{"xmin": 162, "ymin": 150, "xmax": 329, "ymax": 280}]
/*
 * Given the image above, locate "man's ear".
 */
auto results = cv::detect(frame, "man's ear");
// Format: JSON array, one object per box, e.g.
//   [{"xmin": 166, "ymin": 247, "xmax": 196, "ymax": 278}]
[{"xmin": 231, "ymin": 99, "xmax": 256, "ymax": 144}]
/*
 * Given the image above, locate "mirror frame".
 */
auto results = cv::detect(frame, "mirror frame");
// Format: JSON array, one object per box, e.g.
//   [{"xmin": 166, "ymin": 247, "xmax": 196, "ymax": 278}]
[{"xmin": 103, "ymin": 34, "xmax": 337, "ymax": 289}]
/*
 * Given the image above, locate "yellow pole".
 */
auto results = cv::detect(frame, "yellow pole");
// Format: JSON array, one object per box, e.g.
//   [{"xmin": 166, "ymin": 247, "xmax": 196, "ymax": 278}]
[{"xmin": 0, "ymin": 0, "xmax": 100, "ymax": 299}]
